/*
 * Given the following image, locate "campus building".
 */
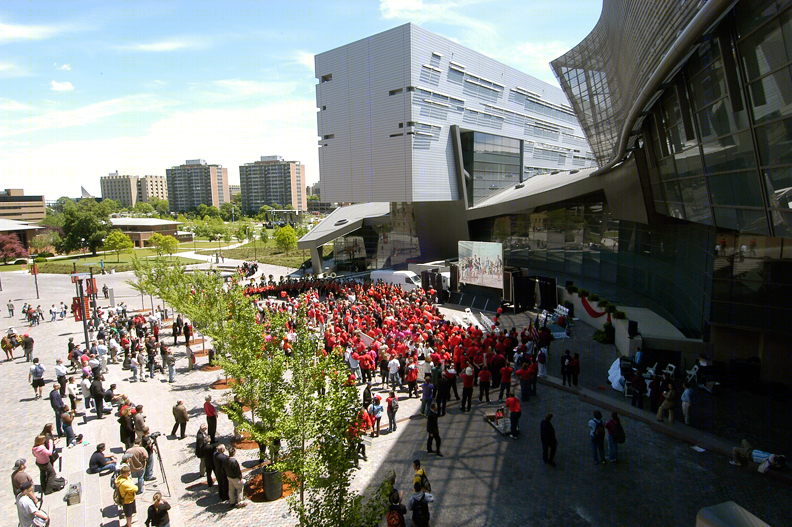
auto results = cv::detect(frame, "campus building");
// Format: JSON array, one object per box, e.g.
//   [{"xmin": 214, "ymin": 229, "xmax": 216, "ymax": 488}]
[
  {"xmin": 108, "ymin": 217, "xmax": 190, "ymax": 247},
  {"xmin": 228, "ymin": 184, "xmax": 241, "ymax": 201},
  {"xmin": 166, "ymin": 159, "xmax": 229, "ymax": 213},
  {"xmin": 239, "ymin": 156, "xmax": 307, "ymax": 214},
  {"xmin": 0, "ymin": 189, "xmax": 46, "ymax": 222},
  {"xmin": 101, "ymin": 173, "xmax": 169, "ymax": 208},
  {"xmin": 302, "ymin": 1, "xmax": 792, "ymax": 385}
]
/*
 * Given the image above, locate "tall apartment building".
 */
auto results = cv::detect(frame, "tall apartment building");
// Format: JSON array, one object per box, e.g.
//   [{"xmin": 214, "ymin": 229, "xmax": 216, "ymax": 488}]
[
  {"xmin": 228, "ymin": 184, "xmax": 241, "ymax": 201},
  {"xmin": 137, "ymin": 175, "xmax": 168, "ymax": 203},
  {"xmin": 0, "ymin": 189, "xmax": 46, "ymax": 221},
  {"xmin": 166, "ymin": 159, "xmax": 229, "ymax": 213},
  {"xmin": 239, "ymin": 156, "xmax": 307, "ymax": 214},
  {"xmin": 101, "ymin": 173, "xmax": 168, "ymax": 207},
  {"xmin": 100, "ymin": 173, "xmax": 138, "ymax": 207}
]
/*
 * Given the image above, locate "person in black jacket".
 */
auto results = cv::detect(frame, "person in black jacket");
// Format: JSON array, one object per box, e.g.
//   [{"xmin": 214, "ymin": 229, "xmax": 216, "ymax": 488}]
[
  {"xmin": 90, "ymin": 375, "xmax": 105, "ymax": 419},
  {"xmin": 436, "ymin": 375, "xmax": 451, "ymax": 417},
  {"xmin": 426, "ymin": 403, "xmax": 443, "ymax": 457},
  {"xmin": 540, "ymin": 413, "xmax": 557, "ymax": 466},
  {"xmin": 212, "ymin": 444, "xmax": 229, "ymax": 501},
  {"xmin": 196, "ymin": 424, "xmax": 214, "ymax": 487},
  {"xmin": 144, "ymin": 491, "xmax": 170, "ymax": 526}
]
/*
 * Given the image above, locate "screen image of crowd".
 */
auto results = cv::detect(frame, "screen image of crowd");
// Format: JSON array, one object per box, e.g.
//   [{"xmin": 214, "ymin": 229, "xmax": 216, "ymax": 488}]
[{"xmin": 458, "ymin": 241, "xmax": 504, "ymax": 290}]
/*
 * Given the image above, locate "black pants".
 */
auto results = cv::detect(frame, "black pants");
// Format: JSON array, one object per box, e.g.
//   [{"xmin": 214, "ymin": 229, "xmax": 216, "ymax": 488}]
[
  {"xmin": 207, "ymin": 416, "xmax": 217, "ymax": 443},
  {"xmin": 37, "ymin": 461, "xmax": 56, "ymax": 494},
  {"xmin": 171, "ymin": 421, "xmax": 186, "ymax": 438},
  {"xmin": 450, "ymin": 380, "xmax": 460, "ymax": 400},
  {"xmin": 408, "ymin": 381, "xmax": 417, "ymax": 397},
  {"xmin": 520, "ymin": 380, "xmax": 530, "ymax": 402},
  {"xmin": 490, "ymin": 367, "xmax": 500, "ymax": 389},
  {"xmin": 499, "ymin": 382, "xmax": 511, "ymax": 400},
  {"xmin": 530, "ymin": 377, "xmax": 538, "ymax": 395},
  {"xmin": 58, "ymin": 376, "xmax": 66, "ymax": 397},
  {"xmin": 510, "ymin": 410, "xmax": 521, "ymax": 436},
  {"xmin": 461, "ymin": 387, "xmax": 473, "ymax": 411},
  {"xmin": 542, "ymin": 442, "xmax": 557, "ymax": 462},
  {"xmin": 427, "ymin": 432, "xmax": 441, "ymax": 453},
  {"xmin": 216, "ymin": 472, "xmax": 229, "ymax": 500},
  {"xmin": 437, "ymin": 396, "xmax": 448, "ymax": 416},
  {"xmin": 632, "ymin": 392, "xmax": 644, "ymax": 408},
  {"xmin": 479, "ymin": 381, "xmax": 490, "ymax": 401},
  {"xmin": 94, "ymin": 397, "xmax": 104, "ymax": 419},
  {"xmin": 571, "ymin": 374, "xmax": 578, "ymax": 387},
  {"xmin": 204, "ymin": 454, "xmax": 214, "ymax": 486},
  {"xmin": 562, "ymin": 370, "xmax": 571, "ymax": 386}
]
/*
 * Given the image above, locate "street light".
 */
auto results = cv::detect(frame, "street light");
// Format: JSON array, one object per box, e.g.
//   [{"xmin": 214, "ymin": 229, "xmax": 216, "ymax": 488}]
[{"xmin": 80, "ymin": 237, "xmax": 87, "ymax": 260}]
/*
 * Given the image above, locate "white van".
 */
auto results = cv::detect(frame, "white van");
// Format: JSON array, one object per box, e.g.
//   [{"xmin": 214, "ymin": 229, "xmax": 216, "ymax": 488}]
[{"xmin": 370, "ymin": 270, "xmax": 422, "ymax": 292}]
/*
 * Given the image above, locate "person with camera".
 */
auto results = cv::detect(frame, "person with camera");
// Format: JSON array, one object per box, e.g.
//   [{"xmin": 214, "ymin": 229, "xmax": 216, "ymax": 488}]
[
  {"xmin": 141, "ymin": 426, "xmax": 157, "ymax": 482},
  {"xmin": 16, "ymin": 480, "xmax": 49, "ymax": 527}
]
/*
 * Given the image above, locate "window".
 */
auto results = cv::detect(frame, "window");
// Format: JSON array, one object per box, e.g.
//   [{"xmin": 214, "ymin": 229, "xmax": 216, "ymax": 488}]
[
  {"xmin": 407, "ymin": 86, "xmax": 416, "ymax": 92},
  {"xmin": 323, "ymin": 134, "xmax": 334, "ymax": 140},
  {"xmin": 321, "ymin": 74, "xmax": 332, "ymax": 83},
  {"xmin": 389, "ymin": 88, "xmax": 403, "ymax": 96},
  {"xmin": 398, "ymin": 123, "xmax": 403, "ymax": 128},
  {"xmin": 407, "ymin": 121, "xmax": 415, "ymax": 126},
  {"xmin": 322, "ymin": 105, "xmax": 326, "ymax": 110}
]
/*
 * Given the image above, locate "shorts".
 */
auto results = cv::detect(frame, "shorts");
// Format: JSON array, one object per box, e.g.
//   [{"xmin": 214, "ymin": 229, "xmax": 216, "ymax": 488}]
[
  {"xmin": 123, "ymin": 501, "xmax": 136, "ymax": 516},
  {"xmin": 32, "ymin": 378, "xmax": 45, "ymax": 388}
]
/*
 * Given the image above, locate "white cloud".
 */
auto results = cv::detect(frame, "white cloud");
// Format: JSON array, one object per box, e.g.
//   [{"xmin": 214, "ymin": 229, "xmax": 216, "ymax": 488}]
[
  {"xmin": 50, "ymin": 80, "xmax": 74, "ymax": 91},
  {"xmin": 58, "ymin": 63, "xmax": 71, "ymax": 71},
  {"xmin": 1, "ymin": 94, "xmax": 175, "ymax": 137},
  {"xmin": 0, "ymin": 98, "xmax": 35, "ymax": 112},
  {"xmin": 379, "ymin": 0, "xmax": 494, "ymax": 35},
  {"xmin": 1, "ymin": 98, "xmax": 319, "ymax": 199},
  {"xmin": 115, "ymin": 37, "xmax": 208, "ymax": 52},
  {"xmin": 210, "ymin": 79, "xmax": 299, "ymax": 98},
  {"xmin": 292, "ymin": 51, "xmax": 315, "ymax": 70},
  {"xmin": 0, "ymin": 20, "xmax": 75, "ymax": 43},
  {"xmin": 497, "ymin": 40, "xmax": 572, "ymax": 84}
]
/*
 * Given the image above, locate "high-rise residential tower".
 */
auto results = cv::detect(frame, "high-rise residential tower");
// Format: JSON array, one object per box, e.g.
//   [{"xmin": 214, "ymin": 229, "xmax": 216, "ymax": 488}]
[
  {"xmin": 166, "ymin": 159, "xmax": 229, "ymax": 213},
  {"xmin": 239, "ymin": 156, "xmax": 307, "ymax": 214}
]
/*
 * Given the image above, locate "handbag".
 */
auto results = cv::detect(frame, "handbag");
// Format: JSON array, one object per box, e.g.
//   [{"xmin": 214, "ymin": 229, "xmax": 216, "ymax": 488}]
[{"xmin": 49, "ymin": 450, "xmax": 59, "ymax": 464}]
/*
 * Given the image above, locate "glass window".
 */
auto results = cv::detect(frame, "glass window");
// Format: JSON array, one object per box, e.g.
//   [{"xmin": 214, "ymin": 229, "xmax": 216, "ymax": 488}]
[
  {"xmin": 755, "ymin": 116, "xmax": 792, "ymax": 165},
  {"xmin": 658, "ymin": 156, "xmax": 677, "ymax": 180},
  {"xmin": 674, "ymin": 147, "xmax": 704, "ymax": 178},
  {"xmin": 764, "ymin": 167, "xmax": 792, "ymax": 208},
  {"xmin": 701, "ymin": 131, "xmax": 757, "ymax": 173},
  {"xmin": 697, "ymin": 99, "xmax": 749, "ymax": 141},
  {"xmin": 709, "ymin": 171, "xmax": 766, "ymax": 207},
  {"xmin": 663, "ymin": 180, "xmax": 682, "ymax": 202},
  {"xmin": 740, "ymin": 18, "xmax": 789, "ymax": 82},
  {"xmin": 689, "ymin": 61, "xmax": 727, "ymax": 110},
  {"xmin": 686, "ymin": 38, "xmax": 721, "ymax": 76},
  {"xmin": 737, "ymin": 0, "xmax": 792, "ymax": 38},
  {"xmin": 714, "ymin": 207, "xmax": 770, "ymax": 235},
  {"xmin": 748, "ymin": 65, "xmax": 792, "ymax": 123},
  {"xmin": 771, "ymin": 210, "xmax": 792, "ymax": 237}
]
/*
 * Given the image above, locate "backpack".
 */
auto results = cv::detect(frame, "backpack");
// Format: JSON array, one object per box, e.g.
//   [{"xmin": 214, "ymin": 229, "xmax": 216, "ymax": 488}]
[
  {"xmin": 34, "ymin": 364, "xmax": 44, "ymax": 377},
  {"xmin": 387, "ymin": 507, "xmax": 405, "ymax": 527},
  {"xmin": 537, "ymin": 352, "xmax": 546, "ymax": 364},
  {"xmin": 613, "ymin": 421, "xmax": 626, "ymax": 444},
  {"xmin": 593, "ymin": 420, "xmax": 605, "ymax": 441},
  {"xmin": 419, "ymin": 471, "xmax": 431, "ymax": 492},
  {"xmin": 412, "ymin": 495, "xmax": 430, "ymax": 526},
  {"xmin": 391, "ymin": 397, "xmax": 399, "ymax": 413}
]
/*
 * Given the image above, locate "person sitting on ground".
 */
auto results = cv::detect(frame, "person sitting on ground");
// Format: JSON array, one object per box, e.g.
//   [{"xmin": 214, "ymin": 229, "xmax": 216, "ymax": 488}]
[
  {"xmin": 731, "ymin": 439, "xmax": 787, "ymax": 473},
  {"xmin": 89, "ymin": 443, "xmax": 117, "ymax": 475}
]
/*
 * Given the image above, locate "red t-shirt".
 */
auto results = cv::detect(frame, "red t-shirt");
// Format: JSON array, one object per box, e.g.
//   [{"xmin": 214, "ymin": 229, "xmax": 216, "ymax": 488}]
[
  {"xmin": 478, "ymin": 370, "xmax": 491, "ymax": 383},
  {"xmin": 505, "ymin": 396, "xmax": 520, "ymax": 414},
  {"xmin": 460, "ymin": 373, "xmax": 475, "ymax": 388},
  {"xmin": 500, "ymin": 366, "xmax": 514, "ymax": 383},
  {"xmin": 515, "ymin": 368, "xmax": 531, "ymax": 381}
]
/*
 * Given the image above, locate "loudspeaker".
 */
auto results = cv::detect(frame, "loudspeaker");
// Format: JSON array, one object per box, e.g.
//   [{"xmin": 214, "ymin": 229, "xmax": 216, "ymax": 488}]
[
  {"xmin": 628, "ymin": 320, "xmax": 638, "ymax": 338},
  {"xmin": 450, "ymin": 265, "xmax": 459, "ymax": 292}
]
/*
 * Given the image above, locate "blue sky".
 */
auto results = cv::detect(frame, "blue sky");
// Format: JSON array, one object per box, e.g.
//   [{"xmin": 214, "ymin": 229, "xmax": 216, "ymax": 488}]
[{"xmin": 0, "ymin": 0, "xmax": 601, "ymax": 200}]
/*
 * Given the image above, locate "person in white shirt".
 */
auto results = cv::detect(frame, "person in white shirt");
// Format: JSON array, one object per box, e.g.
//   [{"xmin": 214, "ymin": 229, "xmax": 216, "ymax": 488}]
[
  {"xmin": 97, "ymin": 340, "xmax": 109, "ymax": 373},
  {"xmin": 388, "ymin": 356, "xmax": 401, "ymax": 390},
  {"xmin": 54, "ymin": 359, "xmax": 68, "ymax": 397},
  {"xmin": 108, "ymin": 337, "xmax": 120, "ymax": 364},
  {"xmin": 16, "ymin": 480, "xmax": 48, "ymax": 527},
  {"xmin": 66, "ymin": 377, "xmax": 81, "ymax": 414}
]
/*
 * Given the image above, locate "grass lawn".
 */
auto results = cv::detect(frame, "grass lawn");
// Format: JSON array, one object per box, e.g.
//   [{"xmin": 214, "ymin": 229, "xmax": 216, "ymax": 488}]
[
  {"xmin": 178, "ymin": 240, "xmax": 236, "ymax": 250},
  {"xmin": 35, "ymin": 255, "xmax": 203, "ymax": 274},
  {"xmin": 197, "ymin": 245, "xmax": 308, "ymax": 269},
  {"xmin": 0, "ymin": 262, "xmax": 29, "ymax": 272}
]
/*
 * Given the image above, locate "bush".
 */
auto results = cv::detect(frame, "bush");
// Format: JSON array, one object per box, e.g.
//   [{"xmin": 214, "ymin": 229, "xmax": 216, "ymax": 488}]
[
  {"xmin": 606, "ymin": 304, "xmax": 617, "ymax": 314},
  {"xmin": 589, "ymin": 293, "xmax": 600, "ymax": 302},
  {"xmin": 13, "ymin": 259, "xmax": 27, "ymax": 265},
  {"xmin": 34, "ymin": 256, "xmax": 47, "ymax": 263},
  {"xmin": 596, "ymin": 299, "xmax": 608, "ymax": 307},
  {"xmin": 593, "ymin": 322, "xmax": 616, "ymax": 344},
  {"xmin": 613, "ymin": 310, "xmax": 626, "ymax": 319},
  {"xmin": 565, "ymin": 284, "xmax": 578, "ymax": 294},
  {"xmin": 578, "ymin": 289, "xmax": 590, "ymax": 298},
  {"xmin": 37, "ymin": 251, "xmax": 54, "ymax": 258}
]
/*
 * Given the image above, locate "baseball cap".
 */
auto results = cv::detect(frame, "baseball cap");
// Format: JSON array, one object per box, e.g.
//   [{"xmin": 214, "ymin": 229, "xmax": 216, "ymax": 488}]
[{"xmin": 13, "ymin": 458, "xmax": 25, "ymax": 470}]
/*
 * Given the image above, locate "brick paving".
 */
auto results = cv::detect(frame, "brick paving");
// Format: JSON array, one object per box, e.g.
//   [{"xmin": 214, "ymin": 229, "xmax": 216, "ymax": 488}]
[{"xmin": 0, "ymin": 267, "xmax": 789, "ymax": 526}]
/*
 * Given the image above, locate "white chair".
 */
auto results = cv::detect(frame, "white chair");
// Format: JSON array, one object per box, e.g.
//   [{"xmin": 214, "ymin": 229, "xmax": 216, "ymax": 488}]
[
  {"xmin": 662, "ymin": 363, "xmax": 676, "ymax": 378},
  {"xmin": 643, "ymin": 362, "xmax": 658, "ymax": 379},
  {"xmin": 686, "ymin": 364, "xmax": 698, "ymax": 384}
]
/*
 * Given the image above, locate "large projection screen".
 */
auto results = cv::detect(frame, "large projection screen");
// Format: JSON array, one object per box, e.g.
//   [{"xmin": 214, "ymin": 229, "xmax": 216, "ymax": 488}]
[{"xmin": 458, "ymin": 241, "xmax": 504, "ymax": 289}]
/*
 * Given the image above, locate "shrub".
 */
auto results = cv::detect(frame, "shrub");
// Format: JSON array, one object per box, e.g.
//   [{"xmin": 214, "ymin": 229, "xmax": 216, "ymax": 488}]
[
  {"xmin": 37, "ymin": 251, "xmax": 54, "ymax": 258},
  {"xmin": 13, "ymin": 258, "xmax": 27, "ymax": 265},
  {"xmin": 589, "ymin": 293, "xmax": 600, "ymax": 302},
  {"xmin": 578, "ymin": 289, "xmax": 590, "ymax": 298},
  {"xmin": 596, "ymin": 299, "xmax": 608, "ymax": 307},
  {"xmin": 613, "ymin": 310, "xmax": 626, "ymax": 319},
  {"xmin": 606, "ymin": 304, "xmax": 617, "ymax": 314},
  {"xmin": 565, "ymin": 284, "xmax": 578, "ymax": 294},
  {"xmin": 593, "ymin": 322, "xmax": 616, "ymax": 344},
  {"xmin": 34, "ymin": 256, "xmax": 47, "ymax": 263}
]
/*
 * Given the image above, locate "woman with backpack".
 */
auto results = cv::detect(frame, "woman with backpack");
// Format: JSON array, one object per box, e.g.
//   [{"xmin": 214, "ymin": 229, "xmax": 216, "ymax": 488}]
[
  {"xmin": 605, "ymin": 412, "xmax": 624, "ymax": 463},
  {"xmin": 589, "ymin": 410, "xmax": 607, "ymax": 465},
  {"xmin": 115, "ymin": 465, "xmax": 138, "ymax": 527},
  {"xmin": 368, "ymin": 395, "xmax": 383, "ymax": 438},
  {"xmin": 387, "ymin": 489, "xmax": 407, "ymax": 527},
  {"xmin": 386, "ymin": 391, "xmax": 399, "ymax": 433}
]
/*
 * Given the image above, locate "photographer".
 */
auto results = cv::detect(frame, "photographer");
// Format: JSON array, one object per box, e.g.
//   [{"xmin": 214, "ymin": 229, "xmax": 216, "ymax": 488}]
[
  {"xmin": 16, "ymin": 480, "xmax": 49, "ymax": 527},
  {"xmin": 141, "ymin": 427, "xmax": 158, "ymax": 482}
]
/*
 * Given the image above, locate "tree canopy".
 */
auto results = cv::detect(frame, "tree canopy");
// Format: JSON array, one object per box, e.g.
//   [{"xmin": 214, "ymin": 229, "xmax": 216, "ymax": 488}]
[
  {"xmin": 275, "ymin": 225, "xmax": 298, "ymax": 252},
  {"xmin": 147, "ymin": 233, "xmax": 178, "ymax": 256},
  {"xmin": 105, "ymin": 230, "xmax": 134, "ymax": 262},
  {"xmin": 0, "ymin": 233, "xmax": 28, "ymax": 263},
  {"xmin": 60, "ymin": 198, "xmax": 110, "ymax": 255}
]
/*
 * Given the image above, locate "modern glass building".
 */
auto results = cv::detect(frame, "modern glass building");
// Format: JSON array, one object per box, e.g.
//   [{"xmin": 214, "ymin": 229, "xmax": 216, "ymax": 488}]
[{"xmin": 301, "ymin": 0, "xmax": 792, "ymax": 384}]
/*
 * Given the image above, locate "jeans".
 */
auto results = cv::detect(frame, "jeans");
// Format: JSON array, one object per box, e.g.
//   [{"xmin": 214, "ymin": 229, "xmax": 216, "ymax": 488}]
[
  {"xmin": 64, "ymin": 423, "xmax": 75, "ymax": 446},
  {"xmin": 92, "ymin": 462, "xmax": 116, "ymax": 475},
  {"xmin": 51, "ymin": 312, "xmax": 56, "ymax": 322},
  {"xmin": 608, "ymin": 434, "xmax": 618, "ymax": 461},
  {"xmin": 389, "ymin": 372, "xmax": 401, "ymax": 390},
  {"xmin": 168, "ymin": 363, "xmax": 175, "ymax": 382},
  {"xmin": 387, "ymin": 409, "xmax": 396, "ymax": 432},
  {"xmin": 132, "ymin": 470, "xmax": 144, "ymax": 494},
  {"xmin": 131, "ymin": 363, "xmax": 139, "ymax": 381},
  {"xmin": 419, "ymin": 399, "xmax": 431, "ymax": 416},
  {"xmin": 591, "ymin": 438, "xmax": 605, "ymax": 463},
  {"xmin": 54, "ymin": 411, "xmax": 64, "ymax": 436},
  {"xmin": 682, "ymin": 401, "xmax": 692, "ymax": 425},
  {"xmin": 145, "ymin": 453, "xmax": 155, "ymax": 479}
]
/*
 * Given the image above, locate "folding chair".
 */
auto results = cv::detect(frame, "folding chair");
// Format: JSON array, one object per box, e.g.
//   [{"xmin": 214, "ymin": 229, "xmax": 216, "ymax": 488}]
[
  {"xmin": 643, "ymin": 362, "xmax": 658, "ymax": 379},
  {"xmin": 685, "ymin": 364, "xmax": 698, "ymax": 384},
  {"xmin": 662, "ymin": 363, "xmax": 676, "ymax": 378}
]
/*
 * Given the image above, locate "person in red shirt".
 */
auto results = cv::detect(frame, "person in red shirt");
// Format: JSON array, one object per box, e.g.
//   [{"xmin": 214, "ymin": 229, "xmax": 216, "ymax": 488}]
[
  {"xmin": 405, "ymin": 361, "xmax": 419, "ymax": 398},
  {"xmin": 204, "ymin": 395, "xmax": 218, "ymax": 443},
  {"xmin": 515, "ymin": 363, "xmax": 531, "ymax": 402},
  {"xmin": 460, "ymin": 367, "xmax": 475, "ymax": 412},
  {"xmin": 498, "ymin": 362, "xmax": 514, "ymax": 401},
  {"xmin": 478, "ymin": 368, "xmax": 491, "ymax": 402},
  {"xmin": 505, "ymin": 395, "xmax": 521, "ymax": 438},
  {"xmin": 527, "ymin": 359, "xmax": 539, "ymax": 396}
]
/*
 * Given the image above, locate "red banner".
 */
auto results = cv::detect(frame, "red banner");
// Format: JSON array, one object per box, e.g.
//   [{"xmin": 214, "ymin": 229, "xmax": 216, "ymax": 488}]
[{"xmin": 580, "ymin": 296, "xmax": 612, "ymax": 323}]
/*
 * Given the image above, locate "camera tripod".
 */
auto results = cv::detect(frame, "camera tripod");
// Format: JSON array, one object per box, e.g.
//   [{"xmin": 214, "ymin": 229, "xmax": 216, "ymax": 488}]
[{"xmin": 150, "ymin": 433, "xmax": 171, "ymax": 497}]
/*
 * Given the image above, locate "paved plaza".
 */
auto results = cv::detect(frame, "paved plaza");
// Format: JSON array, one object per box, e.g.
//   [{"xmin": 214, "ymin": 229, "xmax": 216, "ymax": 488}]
[{"xmin": 0, "ymin": 265, "xmax": 790, "ymax": 526}]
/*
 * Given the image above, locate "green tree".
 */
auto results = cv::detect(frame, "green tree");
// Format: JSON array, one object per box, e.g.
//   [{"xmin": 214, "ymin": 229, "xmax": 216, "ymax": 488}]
[
  {"xmin": 196, "ymin": 203, "xmax": 220, "ymax": 218},
  {"xmin": 147, "ymin": 233, "xmax": 178, "ymax": 257},
  {"xmin": 257, "ymin": 204, "xmax": 272, "ymax": 220},
  {"xmin": 235, "ymin": 224, "xmax": 249, "ymax": 243},
  {"xmin": 149, "ymin": 197, "xmax": 170, "ymax": 216},
  {"xmin": 133, "ymin": 201, "xmax": 155, "ymax": 214},
  {"xmin": 275, "ymin": 225, "xmax": 297, "ymax": 253},
  {"xmin": 29, "ymin": 229, "xmax": 62, "ymax": 254},
  {"xmin": 307, "ymin": 194, "xmax": 319, "ymax": 201},
  {"xmin": 105, "ymin": 230, "xmax": 134, "ymax": 262},
  {"xmin": 61, "ymin": 199, "xmax": 110, "ymax": 255},
  {"xmin": 99, "ymin": 199, "xmax": 123, "ymax": 216},
  {"xmin": 220, "ymin": 202, "xmax": 237, "ymax": 222}
]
